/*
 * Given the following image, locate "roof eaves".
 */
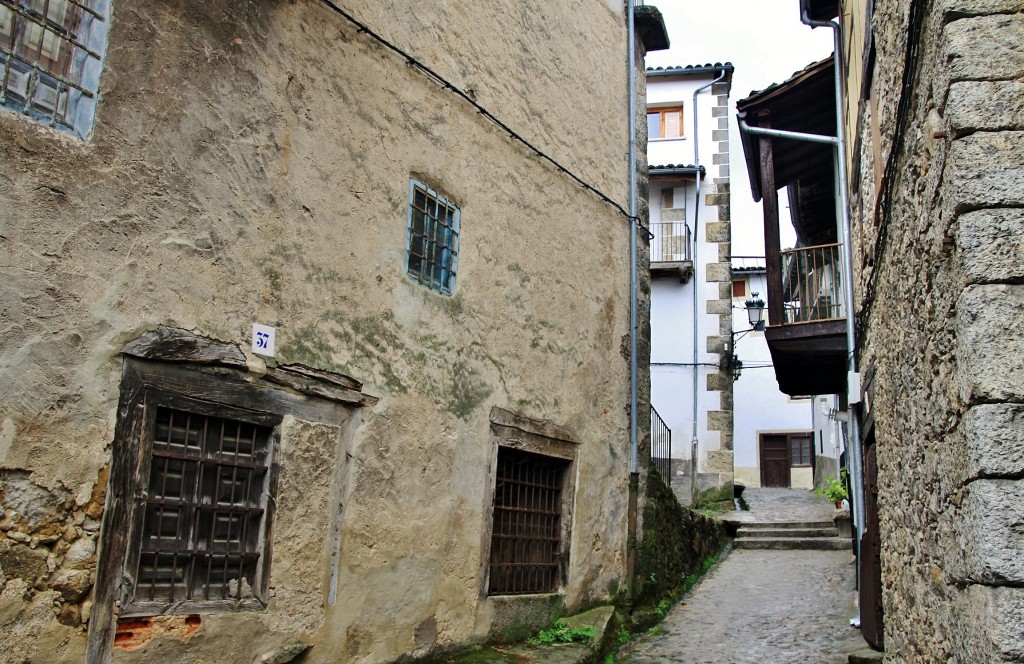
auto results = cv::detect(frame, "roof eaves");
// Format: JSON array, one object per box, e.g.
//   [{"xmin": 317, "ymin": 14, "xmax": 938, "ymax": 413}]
[
  {"xmin": 649, "ymin": 164, "xmax": 705, "ymax": 177},
  {"xmin": 646, "ymin": 62, "xmax": 735, "ymax": 79},
  {"xmin": 736, "ymin": 55, "xmax": 833, "ymax": 110}
]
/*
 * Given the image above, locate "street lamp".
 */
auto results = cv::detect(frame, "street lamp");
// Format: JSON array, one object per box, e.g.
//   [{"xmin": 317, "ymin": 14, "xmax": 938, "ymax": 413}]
[
  {"xmin": 745, "ymin": 293, "xmax": 766, "ymax": 331},
  {"xmin": 723, "ymin": 293, "xmax": 767, "ymax": 381}
]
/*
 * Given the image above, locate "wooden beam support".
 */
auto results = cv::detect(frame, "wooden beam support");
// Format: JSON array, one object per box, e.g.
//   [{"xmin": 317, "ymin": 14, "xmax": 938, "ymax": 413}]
[{"xmin": 758, "ymin": 112, "xmax": 785, "ymax": 326}]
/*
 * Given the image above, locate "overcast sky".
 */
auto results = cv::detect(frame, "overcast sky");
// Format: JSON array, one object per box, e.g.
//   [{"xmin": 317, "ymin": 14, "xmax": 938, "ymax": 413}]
[{"xmin": 644, "ymin": 1, "xmax": 834, "ymax": 256}]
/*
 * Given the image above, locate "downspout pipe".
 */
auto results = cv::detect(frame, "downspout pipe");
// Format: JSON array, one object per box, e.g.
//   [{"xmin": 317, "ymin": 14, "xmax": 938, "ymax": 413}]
[
  {"xmin": 800, "ymin": 0, "xmax": 865, "ymax": 627},
  {"xmin": 800, "ymin": 0, "xmax": 864, "ymax": 544},
  {"xmin": 690, "ymin": 67, "xmax": 727, "ymax": 505},
  {"xmin": 628, "ymin": 0, "xmax": 639, "ymax": 477}
]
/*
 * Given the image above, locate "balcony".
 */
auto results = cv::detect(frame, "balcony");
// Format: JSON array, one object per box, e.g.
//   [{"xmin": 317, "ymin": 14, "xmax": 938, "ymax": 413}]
[
  {"xmin": 649, "ymin": 219, "xmax": 693, "ymax": 282},
  {"xmin": 764, "ymin": 243, "xmax": 847, "ymax": 396},
  {"xmin": 781, "ymin": 243, "xmax": 843, "ymax": 323},
  {"xmin": 735, "ymin": 56, "xmax": 848, "ymax": 397}
]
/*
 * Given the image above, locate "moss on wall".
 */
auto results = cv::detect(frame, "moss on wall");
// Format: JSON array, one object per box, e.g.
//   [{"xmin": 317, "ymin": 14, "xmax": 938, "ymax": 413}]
[{"xmin": 631, "ymin": 464, "xmax": 725, "ymax": 612}]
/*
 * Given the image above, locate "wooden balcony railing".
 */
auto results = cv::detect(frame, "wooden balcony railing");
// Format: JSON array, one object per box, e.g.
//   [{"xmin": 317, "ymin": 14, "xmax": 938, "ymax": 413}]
[
  {"xmin": 780, "ymin": 243, "xmax": 844, "ymax": 324},
  {"xmin": 651, "ymin": 220, "xmax": 691, "ymax": 263}
]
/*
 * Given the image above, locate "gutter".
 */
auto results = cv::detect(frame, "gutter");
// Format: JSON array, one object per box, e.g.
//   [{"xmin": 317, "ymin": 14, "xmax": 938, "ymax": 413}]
[
  {"xmin": 649, "ymin": 165, "xmax": 704, "ymax": 178},
  {"xmin": 646, "ymin": 63, "xmax": 735, "ymax": 78}
]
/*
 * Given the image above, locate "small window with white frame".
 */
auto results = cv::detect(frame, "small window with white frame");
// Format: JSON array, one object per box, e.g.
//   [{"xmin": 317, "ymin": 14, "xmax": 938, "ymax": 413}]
[
  {"xmin": 0, "ymin": 0, "xmax": 112, "ymax": 138},
  {"xmin": 406, "ymin": 179, "xmax": 460, "ymax": 295}
]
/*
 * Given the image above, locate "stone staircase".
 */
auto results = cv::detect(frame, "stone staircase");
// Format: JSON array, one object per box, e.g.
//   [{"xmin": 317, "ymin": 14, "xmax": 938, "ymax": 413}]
[{"xmin": 734, "ymin": 519, "xmax": 851, "ymax": 550}]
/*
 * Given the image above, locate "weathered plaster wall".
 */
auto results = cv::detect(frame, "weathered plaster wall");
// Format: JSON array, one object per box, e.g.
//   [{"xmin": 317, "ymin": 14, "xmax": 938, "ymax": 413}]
[
  {"xmin": 849, "ymin": 0, "xmax": 1024, "ymax": 659},
  {"xmin": 0, "ymin": 1, "xmax": 637, "ymax": 662}
]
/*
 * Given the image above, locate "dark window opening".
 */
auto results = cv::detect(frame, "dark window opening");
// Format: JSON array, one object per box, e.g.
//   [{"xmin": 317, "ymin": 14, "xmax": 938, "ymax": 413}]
[
  {"xmin": 406, "ymin": 179, "xmax": 460, "ymax": 294},
  {"xmin": 488, "ymin": 447, "xmax": 568, "ymax": 595},
  {"xmin": 135, "ymin": 408, "xmax": 272, "ymax": 604}
]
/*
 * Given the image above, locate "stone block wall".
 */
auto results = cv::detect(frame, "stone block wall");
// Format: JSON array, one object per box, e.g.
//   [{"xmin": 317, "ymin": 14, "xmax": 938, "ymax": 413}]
[
  {"xmin": 850, "ymin": 0, "xmax": 1024, "ymax": 659},
  {"xmin": 702, "ymin": 79, "xmax": 734, "ymax": 481}
]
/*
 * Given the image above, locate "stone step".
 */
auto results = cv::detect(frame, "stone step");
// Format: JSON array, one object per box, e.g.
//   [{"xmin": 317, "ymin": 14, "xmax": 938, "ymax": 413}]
[
  {"xmin": 735, "ymin": 520, "xmax": 835, "ymax": 530},
  {"xmin": 737, "ymin": 527, "xmax": 838, "ymax": 539},
  {"xmin": 733, "ymin": 536, "xmax": 851, "ymax": 551}
]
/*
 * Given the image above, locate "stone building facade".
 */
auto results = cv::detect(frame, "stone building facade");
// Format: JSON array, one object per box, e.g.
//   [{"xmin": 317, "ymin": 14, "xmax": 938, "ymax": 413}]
[
  {"xmin": 0, "ymin": 1, "xmax": 655, "ymax": 662},
  {"xmin": 844, "ymin": 0, "xmax": 1024, "ymax": 659}
]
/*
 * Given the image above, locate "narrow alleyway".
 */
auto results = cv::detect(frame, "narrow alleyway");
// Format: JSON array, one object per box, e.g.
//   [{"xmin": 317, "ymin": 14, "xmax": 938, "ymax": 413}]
[{"xmin": 619, "ymin": 489, "xmax": 867, "ymax": 664}]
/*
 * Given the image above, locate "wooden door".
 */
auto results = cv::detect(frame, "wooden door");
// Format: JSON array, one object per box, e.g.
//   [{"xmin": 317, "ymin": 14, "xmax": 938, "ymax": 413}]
[
  {"xmin": 859, "ymin": 434, "xmax": 884, "ymax": 649},
  {"xmin": 760, "ymin": 434, "xmax": 790, "ymax": 487}
]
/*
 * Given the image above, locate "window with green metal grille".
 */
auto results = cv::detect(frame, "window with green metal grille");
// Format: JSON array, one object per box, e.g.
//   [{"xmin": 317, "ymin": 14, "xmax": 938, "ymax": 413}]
[
  {"xmin": 488, "ymin": 447, "xmax": 569, "ymax": 595},
  {"xmin": 0, "ymin": 0, "xmax": 111, "ymax": 138},
  {"xmin": 132, "ymin": 407, "xmax": 274, "ymax": 609},
  {"xmin": 406, "ymin": 179, "xmax": 460, "ymax": 294}
]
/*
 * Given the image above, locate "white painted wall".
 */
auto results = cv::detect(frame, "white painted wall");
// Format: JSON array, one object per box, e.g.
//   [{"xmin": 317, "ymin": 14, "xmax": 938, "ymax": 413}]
[
  {"xmin": 812, "ymin": 393, "xmax": 845, "ymax": 469},
  {"xmin": 731, "ymin": 270, "xmax": 815, "ymax": 487},
  {"xmin": 648, "ymin": 71, "xmax": 725, "ymax": 473},
  {"xmin": 646, "ymin": 75, "xmax": 714, "ymax": 168}
]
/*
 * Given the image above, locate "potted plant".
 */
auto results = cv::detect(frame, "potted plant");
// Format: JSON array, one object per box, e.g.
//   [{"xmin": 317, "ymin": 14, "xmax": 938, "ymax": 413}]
[{"xmin": 817, "ymin": 471, "xmax": 849, "ymax": 508}]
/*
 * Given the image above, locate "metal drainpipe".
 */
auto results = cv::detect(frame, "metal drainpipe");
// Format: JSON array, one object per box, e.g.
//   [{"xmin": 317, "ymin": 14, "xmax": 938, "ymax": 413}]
[
  {"xmin": 799, "ymin": 2, "xmax": 864, "ymax": 540},
  {"xmin": 689, "ymin": 68, "xmax": 727, "ymax": 505},
  {"xmin": 801, "ymin": 1, "xmax": 865, "ymax": 627},
  {"xmin": 628, "ymin": 0, "xmax": 639, "ymax": 477}
]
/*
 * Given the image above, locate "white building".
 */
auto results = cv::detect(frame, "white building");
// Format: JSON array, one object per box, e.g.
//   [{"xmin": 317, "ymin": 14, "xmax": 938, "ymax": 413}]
[
  {"xmin": 647, "ymin": 63, "xmax": 842, "ymax": 495},
  {"xmin": 647, "ymin": 63, "xmax": 735, "ymax": 493},
  {"xmin": 730, "ymin": 260, "xmax": 826, "ymax": 488}
]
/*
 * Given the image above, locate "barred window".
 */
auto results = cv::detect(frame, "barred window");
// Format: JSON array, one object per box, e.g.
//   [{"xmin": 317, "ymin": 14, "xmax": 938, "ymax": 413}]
[
  {"xmin": 133, "ymin": 408, "xmax": 274, "ymax": 607},
  {"xmin": 488, "ymin": 447, "xmax": 569, "ymax": 595},
  {"xmin": 104, "ymin": 367, "xmax": 285, "ymax": 619},
  {"xmin": 406, "ymin": 179, "xmax": 460, "ymax": 294},
  {"xmin": 0, "ymin": 0, "xmax": 111, "ymax": 138}
]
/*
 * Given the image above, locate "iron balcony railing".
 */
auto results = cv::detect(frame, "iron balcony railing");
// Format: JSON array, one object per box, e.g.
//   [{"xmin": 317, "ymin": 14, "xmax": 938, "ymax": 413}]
[
  {"xmin": 651, "ymin": 220, "xmax": 692, "ymax": 263},
  {"xmin": 650, "ymin": 406, "xmax": 671, "ymax": 486},
  {"xmin": 780, "ymin": 243, "xmax": 844, "ymax": 324}
]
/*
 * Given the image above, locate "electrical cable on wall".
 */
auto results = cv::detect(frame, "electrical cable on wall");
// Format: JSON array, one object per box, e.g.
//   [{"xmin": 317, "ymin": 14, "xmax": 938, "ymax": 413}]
[
  {"xmin": 857, "ymin": 0, "xmax": 925, "ymax": 337},
  {"xmin": 317, "ymin": 0, "xmax": 651, "ymax": 239}
]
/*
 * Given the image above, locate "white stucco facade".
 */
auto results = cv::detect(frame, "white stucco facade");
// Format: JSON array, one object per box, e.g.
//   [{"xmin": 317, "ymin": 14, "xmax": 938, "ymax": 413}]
[
  {"xmin": 647, "ymin": 65, "xmax": 734, "ymax": 482},
  {"xmin": 731, "ymin": 267, "xmax": 844, "ymax": 488}
]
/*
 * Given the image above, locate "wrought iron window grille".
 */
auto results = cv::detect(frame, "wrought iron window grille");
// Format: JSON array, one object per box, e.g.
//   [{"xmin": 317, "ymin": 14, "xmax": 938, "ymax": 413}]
[
  {"xmin": 132, "ymin": 407, "xmax": 274, "ymax": 608},
  {"xmin": 406, "ymin": 179, "xmax": 460, "ymax": 295},
  {"xmin": 487, "ymin": 447, "xmax": 569, "ymax": 596},
  {"xmin": 0, "ymin": 0, "xmax": 110, "ymax": 137}
]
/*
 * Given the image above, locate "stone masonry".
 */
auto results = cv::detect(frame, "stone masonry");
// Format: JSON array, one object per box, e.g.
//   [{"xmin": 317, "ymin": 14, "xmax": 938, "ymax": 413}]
[
  {"xmin": 849, "ymin": 0, "xmax": 1024, "ymax": 660},
  {"xmin": 703, "ymin": 80, "xmax": 734, "ymax": 482}
]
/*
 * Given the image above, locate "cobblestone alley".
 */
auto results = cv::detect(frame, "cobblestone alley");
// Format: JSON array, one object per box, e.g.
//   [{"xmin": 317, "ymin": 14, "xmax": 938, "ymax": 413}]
[{"xmin": 619, "ymin": 489, "xmax": 869, "ymax": 664}]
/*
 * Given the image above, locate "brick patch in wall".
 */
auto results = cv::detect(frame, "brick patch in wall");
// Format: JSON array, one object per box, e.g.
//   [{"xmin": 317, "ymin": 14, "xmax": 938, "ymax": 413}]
[
  {"xmin": 956, "ymin": 284, "xmax": 1024, "ymax": 402},
  {"xmin": 947, "ymin": 81, "xmax": 1024, "ymax": 135},
  {"xmin": 947, "ymin": 132, "xmax": 1024, "ymax": 212}
]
